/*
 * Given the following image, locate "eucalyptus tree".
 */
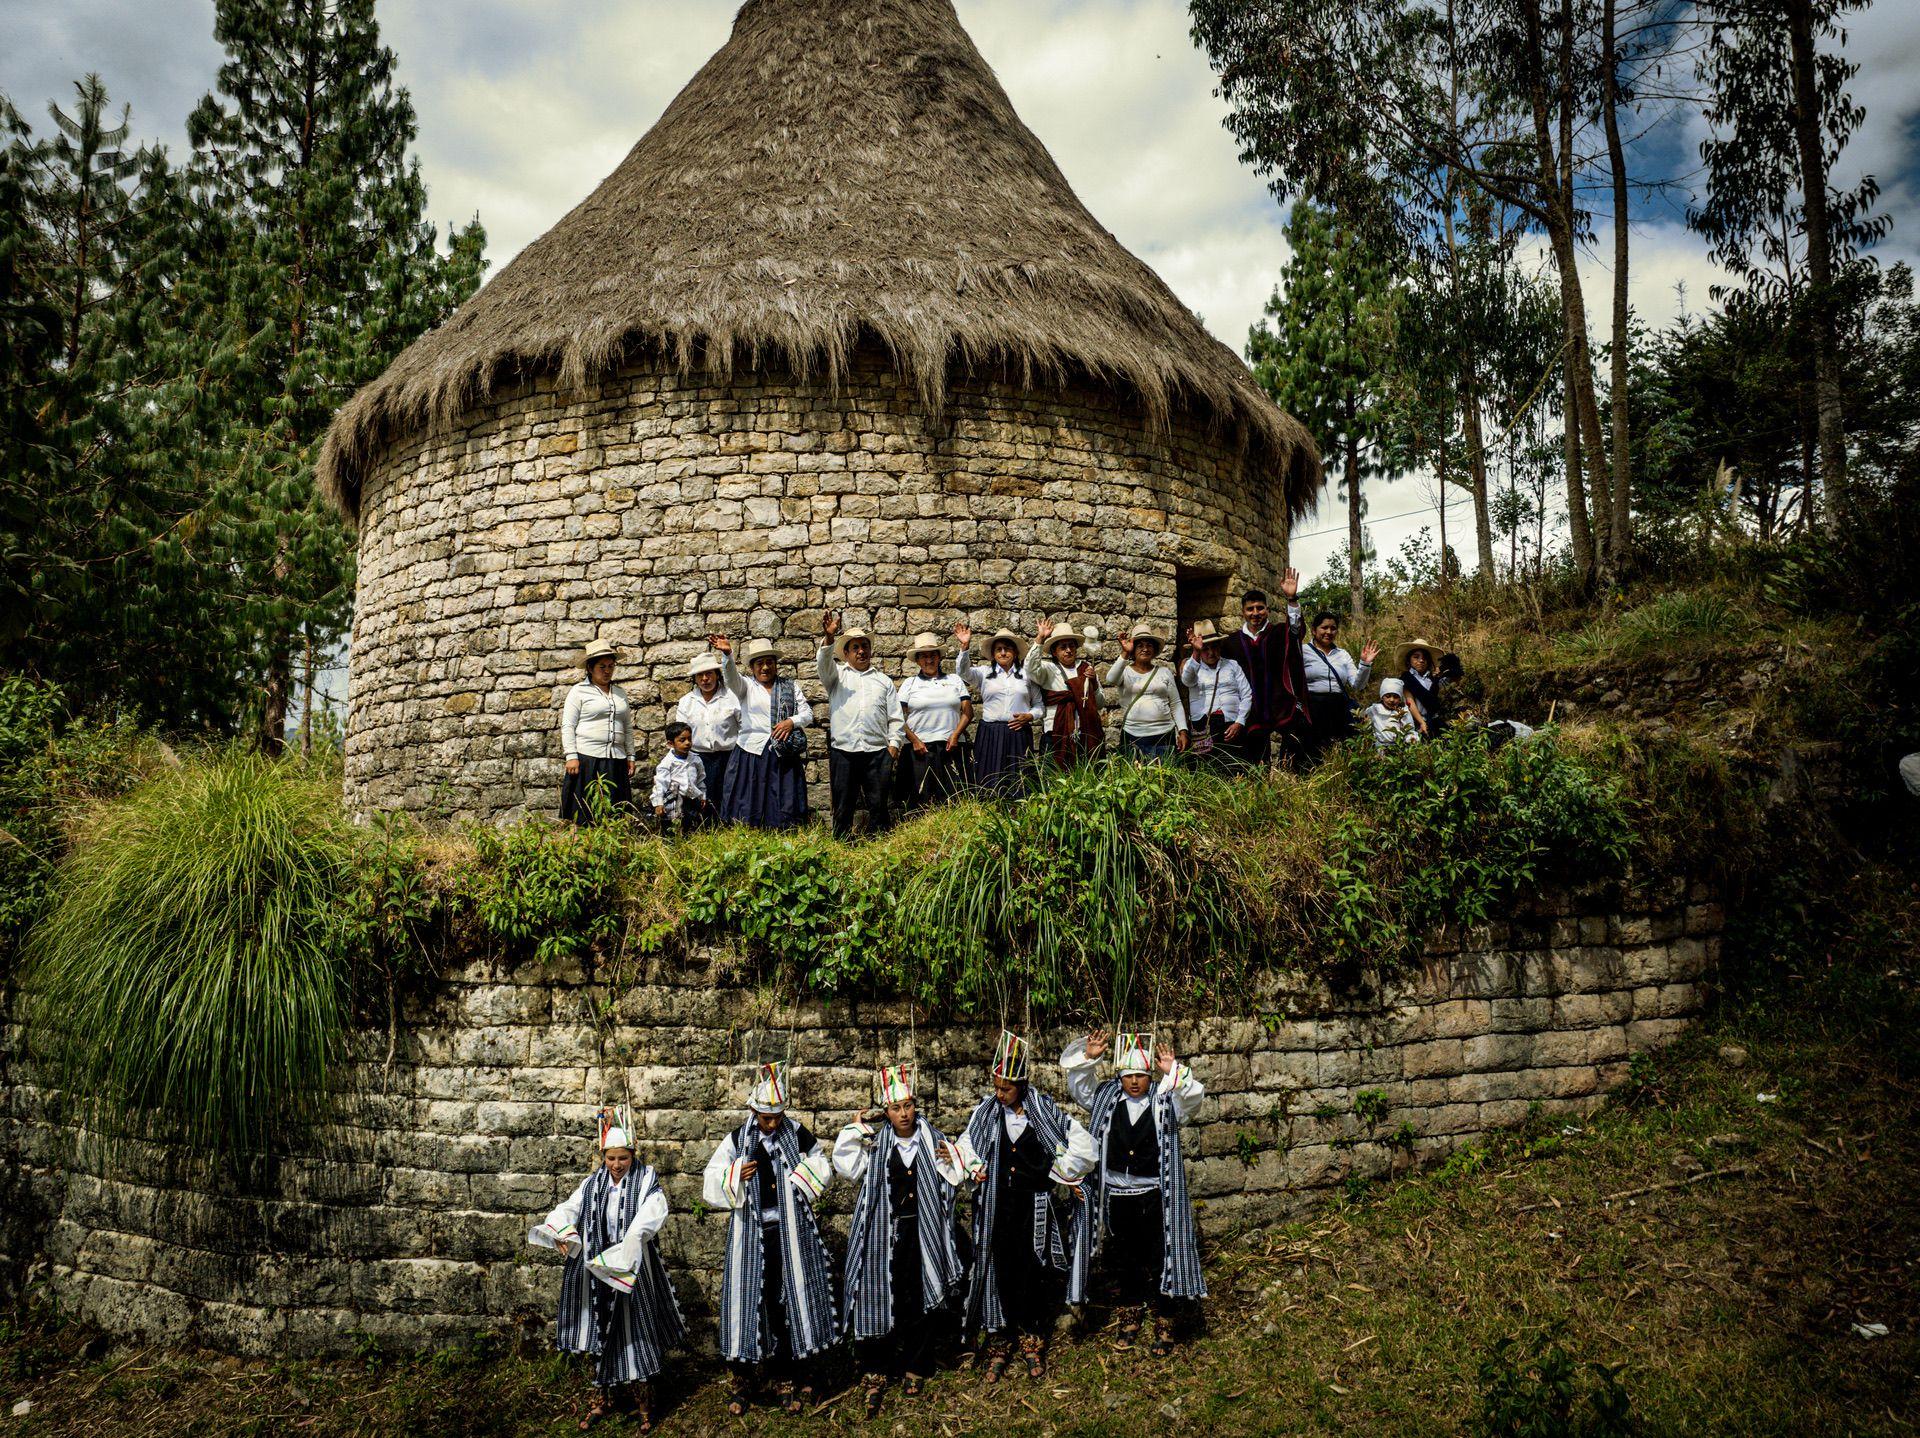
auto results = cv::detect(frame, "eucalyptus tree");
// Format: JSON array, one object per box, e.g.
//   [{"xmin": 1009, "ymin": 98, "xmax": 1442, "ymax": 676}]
[
  {"xmin": 1249, "ymin": 199, "xmax": 1400, "ymax": 624},
  {"xmin": 1690, "ymin": 0, "xmax": 1887, "ymax": 527}
]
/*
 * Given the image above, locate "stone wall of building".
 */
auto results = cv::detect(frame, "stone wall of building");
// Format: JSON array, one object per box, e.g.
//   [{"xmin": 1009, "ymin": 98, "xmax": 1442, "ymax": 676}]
[
  {"xmin": 0, "ymin": 883, "xmax": 1720, "ymax": 1357},
  {"xmin": 344, "ymin": 351, "xmax": 1291, "ymax": 822}
]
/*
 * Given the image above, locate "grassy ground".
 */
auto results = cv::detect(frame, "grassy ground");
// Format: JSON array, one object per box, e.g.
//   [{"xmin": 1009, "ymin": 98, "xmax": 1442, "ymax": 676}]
[{"xmin": 5, "ymin": 969, "xmax": 1915, "ymax": 1438}]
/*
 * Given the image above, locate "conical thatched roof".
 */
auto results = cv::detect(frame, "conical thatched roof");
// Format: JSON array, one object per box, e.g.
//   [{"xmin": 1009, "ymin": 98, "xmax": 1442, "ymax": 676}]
[{"xmin": 318, "ymin": 0, "xmax": 1320, "ymax": 520}]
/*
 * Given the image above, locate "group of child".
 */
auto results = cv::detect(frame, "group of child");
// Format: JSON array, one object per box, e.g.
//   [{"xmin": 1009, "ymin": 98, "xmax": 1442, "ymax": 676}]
[
  {"xmin": 559, "ymin": 583, "xmax": 1463, "ymax": 834},
  {"xmin": 531, "ymin": 1030, "xmax": 1204, "ymax": 1430}
]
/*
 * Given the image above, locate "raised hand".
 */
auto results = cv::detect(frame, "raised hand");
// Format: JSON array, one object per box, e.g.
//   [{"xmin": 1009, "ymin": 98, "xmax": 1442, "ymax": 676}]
[
  {"xmin": 1035, "ymin": 617, "xmax": 1054, "ymax": 642},
  {"xmin": 1156, "ymin": 1043, "xmax": 1177, "ymax": 1075},
  {"xmin": 953, "ymin": 622, "xmax": 973, "ymax": 649},
  {"xmin": 1120, "ymin": 635, "xmax": 1136, "ymax": 660},
  {"xmin": 708, "ymin": 633, "xmax": 732, "ymax": 655},
  {"xmin": 1085, "ymin": 1031, "xmax": 1110, "ymax": 1059},
  {"xmin": 822, "ymin": 610, "xmax": 841, "ymax": 639},
  {"xmin": 1281, "ymin": 567, "xmax": 1301, "ymax": 600},
  {"xmin": 1361, "ymin": 641, "xmax": 1380, "ymax": 664}
]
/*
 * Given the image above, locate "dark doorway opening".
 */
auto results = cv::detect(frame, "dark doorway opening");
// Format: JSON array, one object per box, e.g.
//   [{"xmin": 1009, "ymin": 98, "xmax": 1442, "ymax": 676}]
[{"xmin": 1176, "ymin": 567, "xmax": 1233, "ymax": 648}]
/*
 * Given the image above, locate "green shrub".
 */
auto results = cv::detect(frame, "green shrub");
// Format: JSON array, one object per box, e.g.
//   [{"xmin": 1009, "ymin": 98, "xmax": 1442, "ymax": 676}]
[
  {"xmin": 22, "ymin": 750, "xmax": 352, "ymax": 1159},
  {"xmin": 1471, "ymin": 1326, "xmax": 1634, "ymax": 1438},
  {"xmin": 456, "ymin": 814, "xmax": 641, "ymax": 965}
]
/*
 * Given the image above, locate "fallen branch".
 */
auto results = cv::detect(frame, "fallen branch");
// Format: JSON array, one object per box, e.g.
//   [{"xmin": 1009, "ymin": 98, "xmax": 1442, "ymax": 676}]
[{"xmin": 1601, "ymin": 1165, "xmax": 1752, "ymax": 1204}]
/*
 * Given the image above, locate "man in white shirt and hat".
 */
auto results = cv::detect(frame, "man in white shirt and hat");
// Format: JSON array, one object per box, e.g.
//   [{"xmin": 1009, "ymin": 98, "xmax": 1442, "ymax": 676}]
[
  {"xmin": 818, "ymin": 611, "xmax": 905, "ymax": 838},
  {"xmin": 702, "ymin": 1063, "xmax": 839, "ymax": 1414}
]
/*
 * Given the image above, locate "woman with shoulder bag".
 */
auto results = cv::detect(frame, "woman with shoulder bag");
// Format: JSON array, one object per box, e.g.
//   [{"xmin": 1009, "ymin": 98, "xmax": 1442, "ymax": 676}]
[{"xmin": 712, "ymin": 634, "xmax": 813, "ymax": 829}]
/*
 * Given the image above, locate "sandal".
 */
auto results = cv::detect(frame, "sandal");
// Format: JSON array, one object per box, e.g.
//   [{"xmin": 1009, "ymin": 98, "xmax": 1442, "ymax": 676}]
[
  {"xmin": 725, "ymin": 1371, "xmax": 752, "ymax": 1417},
  {"xmin": 903, "ymin": 1373, "xmax": 924, "ymax": 1398},
  {"xmin": 1150, "ymin": 1315, "xmax": 1175, "ymax": 1358},
  {"xmin": 633, "ymin": 1382, "xmax": 654, "ymax": 1434},
  {"xmin": 1117, "ymin": 1304, "xmax": 1144, "ymax": 1346},
  {"xmin": 774, "ymin": 1379, "xmax": 802, "ymax": 1416},
  {"xmin": 579, "ymin": 1391, "xmax": 613, "ymax": 1431},
  {"xmin": 863, "ymin": 1372, "xmax": 887, "ymax": 1417},
  {"xmin": 1020, "ymin": 1333, "xmax": 1047, "ymax": 1380},
  {"xmin": 984, "ymin": 1343, "xmax": 1011, "ymax": 1384}
]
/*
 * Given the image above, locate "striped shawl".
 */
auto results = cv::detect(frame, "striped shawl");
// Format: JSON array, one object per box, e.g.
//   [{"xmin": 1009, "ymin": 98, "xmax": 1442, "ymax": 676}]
[{"xmin": 1067, "ymin": 1079, "xmax": 1206, "ymax": 1305}]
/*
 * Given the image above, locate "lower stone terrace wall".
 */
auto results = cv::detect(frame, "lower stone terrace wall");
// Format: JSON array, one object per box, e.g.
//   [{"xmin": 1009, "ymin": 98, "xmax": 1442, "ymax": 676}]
[{"xmin": 0, "ymin": 883, "xmax": 1721, "ymax": 1357}]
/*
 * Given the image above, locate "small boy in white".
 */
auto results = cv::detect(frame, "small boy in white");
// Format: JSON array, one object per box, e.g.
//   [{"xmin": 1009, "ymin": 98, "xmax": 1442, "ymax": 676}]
[
  {"xmin": 651, "ymin": 721, "xmax": 709, "ymax": 832},
  {"xmin": 1365, "ymin": 677, "xmax": 1421, "ymax": 750}
]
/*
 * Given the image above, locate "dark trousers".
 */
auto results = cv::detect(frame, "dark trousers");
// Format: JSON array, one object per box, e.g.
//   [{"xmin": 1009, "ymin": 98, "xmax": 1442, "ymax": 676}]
[
  {"xmin": 1232, "ymin": 725, "xmax": 1273, "ymax": 770},
  {"xmin": 731, "ymin": 1218, "xmax": 798, "ymax": 1377},
  {"xmin": 898, "ymin": 739, "xmax": 960, "ymax": 811},
  {"xmin": 1105, "ymin": 1190, "xmax": 1167, "ymax": 1309},
  {"xmin": 829, "ymin": 746, "xmax": 894, "ymax": 839},
  {"xmin": 1300, "ymin": 693, "xmax": 1353, "ymax": 768},
  {"xmin": 858, "ymin": 1215, "xmax": 936, "ymax": 1375},
  {"xmin": 990, "ymin": 1191, "xmax": 1062, "ymax": 1337}
]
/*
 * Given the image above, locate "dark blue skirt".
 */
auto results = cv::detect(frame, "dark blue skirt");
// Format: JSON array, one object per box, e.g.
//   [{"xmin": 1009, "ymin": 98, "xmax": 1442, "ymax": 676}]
[
  {"xmin": 973, "ymin": 720, "xmax": 1030, "ymax": 796},
  {"xmin": 559, "ymin": 755, "xmax": 634, "ymax": 824},
  {"xmin": 719, "ymin": 745, "xmax": 807, "ymax": 829}
]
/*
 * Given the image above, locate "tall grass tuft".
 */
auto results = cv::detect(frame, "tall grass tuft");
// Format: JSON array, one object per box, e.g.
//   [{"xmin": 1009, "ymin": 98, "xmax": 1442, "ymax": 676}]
[{"xmin": 23, "ymin": 751, "xmax": 353, "ymax": 1159}]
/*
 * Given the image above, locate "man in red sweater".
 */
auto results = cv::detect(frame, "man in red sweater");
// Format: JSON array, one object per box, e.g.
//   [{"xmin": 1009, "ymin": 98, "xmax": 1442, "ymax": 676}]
[{"xmin": 1218, "ymin": 569, "xmax": 1311, "ymax": 769}]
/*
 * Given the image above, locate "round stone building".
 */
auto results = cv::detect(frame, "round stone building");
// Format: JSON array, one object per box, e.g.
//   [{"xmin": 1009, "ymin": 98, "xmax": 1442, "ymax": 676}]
[{"xmin": 319, "ymin": 0, "xmax": 1320, "ymax": 822}]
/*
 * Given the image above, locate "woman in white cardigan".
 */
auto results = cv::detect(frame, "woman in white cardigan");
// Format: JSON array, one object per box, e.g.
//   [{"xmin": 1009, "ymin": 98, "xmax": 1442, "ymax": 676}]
[{"xmin": 560, "ymin": 635, "xmax": 635, "ymax": 823}]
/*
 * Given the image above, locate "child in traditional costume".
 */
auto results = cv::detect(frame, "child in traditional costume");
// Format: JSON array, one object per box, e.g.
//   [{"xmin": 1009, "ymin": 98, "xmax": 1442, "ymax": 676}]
[
  {"xmin": 1028, "ymin": 619, "xmax": 1104, "ymax": 766},
  {"xmin": 701, "ymin": 1063, "xmax": 838, "ymax": 1415},
  {"xmin": 1060, "ymin": 1031, "xmax": 1206, "ymax": 1356},
  {"xmin": 530, "ymin": 1111, "xmax": 684, "ymax": 1432},
  {"xmin": 833, "ymin": 1064, "xmax": 970, "ymax": 1414},
  {"xmin": 955, "ymin": 1031, "xmax": 1096, "ymax": 1381},
  {"xmin": 954, "ymin": 623, "xmax": 1043, "ymax": 795}
]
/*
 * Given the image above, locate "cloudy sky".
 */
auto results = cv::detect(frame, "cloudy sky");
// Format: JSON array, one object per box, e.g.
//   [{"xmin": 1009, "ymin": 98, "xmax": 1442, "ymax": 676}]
[{"xmin": 6, "ymin": 0, "xmax": 1918, "ymax": 579}]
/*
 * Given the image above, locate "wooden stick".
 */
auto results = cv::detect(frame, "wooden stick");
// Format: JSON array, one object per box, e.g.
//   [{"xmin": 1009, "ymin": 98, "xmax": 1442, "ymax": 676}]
[{"xmin": 1600, "ymin": 1165, "xmax": 1751, "ymax": 1203}]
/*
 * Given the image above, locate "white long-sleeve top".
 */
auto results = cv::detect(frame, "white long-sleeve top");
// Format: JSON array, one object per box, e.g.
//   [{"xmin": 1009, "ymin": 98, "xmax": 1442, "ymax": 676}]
[
  {"xmin": 541, "ymin": 1170, "xmax": 669, "ymax": 1274},
  {"xmin": 562, "ymin": 681, "xmax": 633, "ymax": 761},
  {"xmin": 1366, "ymin": 702, "xmax": 1420, "ymax": 749},
  {"xmin": 831, "ymin": 1118, "xmax": 968, "ymax": 1186},
  {"xmin": 674, "ymin": 687, "xmax": 741, "ymax": 753},
  {"xmin": 951, "ymin": 1101, "xmax": 1098, "ymax": 1186},
  {"xmin": 897, "ymin": 669, "xmax": 971, "ymax": 746},
  {"xmin": 1179, "ymin": 655, "xmax": 1253, "ymax": 726},
  {"xmin": 959, "ymin": 650, "xmax": 1043, "ymax": 724},
  {"xmin": 702, "ymin": 1126, "xmax": 835, "ymax": 1219},
  {"xmin": 816, "ymin": 647, "xmax": 905, "ymax": 753},
  {"xmin": 1105, "ymin": 659, "xmax": 1189, "ymax": 737},
  {"xmin": 1059, "ymin": 1038, "xmax": 1205, "ymax": 1194},
  {"xmin": 722, "ymin": 655, "xmax": 814, "ymax": 757},
  {"xmin": 649, "ymin": 750, "xmax": 707, "ymax": 818},
  {"xmin": 1303, "ymin": 642, "xmax": 1372, "ymax": 697}
]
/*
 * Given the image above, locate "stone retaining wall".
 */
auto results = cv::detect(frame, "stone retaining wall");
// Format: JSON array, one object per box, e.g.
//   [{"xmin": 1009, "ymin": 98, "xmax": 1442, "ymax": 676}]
[{"xmin": 1, "ymin": 883, "xmax": 1720, "ymax": 1357}]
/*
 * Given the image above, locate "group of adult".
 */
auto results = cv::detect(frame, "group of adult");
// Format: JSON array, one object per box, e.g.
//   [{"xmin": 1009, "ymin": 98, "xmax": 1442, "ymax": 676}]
[
  {"xmin": 531, "ymin": 1027, "xmax": 1205, "ymax": 1429},
  {"xmin": 557, "ymin": 569, "xmax": 1461, "ymax": 835}
]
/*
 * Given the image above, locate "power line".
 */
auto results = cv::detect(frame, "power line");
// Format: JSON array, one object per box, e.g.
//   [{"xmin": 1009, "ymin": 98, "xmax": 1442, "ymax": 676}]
[{"xmin": 1290, "ymin": 500, "xmax": 1448, "ymax": 543}]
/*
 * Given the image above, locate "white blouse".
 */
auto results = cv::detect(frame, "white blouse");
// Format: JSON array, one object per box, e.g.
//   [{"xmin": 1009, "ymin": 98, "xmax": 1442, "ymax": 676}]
[
  {"xmin": 830, "ymin": 1118, "xmax": 968, "ymax": 1185},
  {"xmin": 897, "ymin": 670, "xmax": 971, "ymax": 745},
  {"xmin": 1179, "ymin": 655, "xmax": 1254, "ymax": 726},
  {"xmin": 1105, "ymin": 659, "xmax": 1189, "ymax": 737},
  {"xmin": 674, "ymin": 686, "xmax": 741, "ymax": 753},
  {"xmin": 562, "ymin": 681, "xmax": 632, "ymax": 760},
  {"xmin": 960, "ymin": 652, "xmax": 1043, "ymax": 725},
  {"xmin": 721, "ymin": 654, "xmax": 814, "ymax": 757},
  {"xmin": 541, "ymin": 1171, "xmax": 669, "ymax": 1273}
]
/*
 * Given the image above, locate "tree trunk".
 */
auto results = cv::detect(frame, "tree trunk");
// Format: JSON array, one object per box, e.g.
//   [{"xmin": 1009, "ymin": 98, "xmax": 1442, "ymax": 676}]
[
  {"xmin": 260, "ymin": 649, "xmax": 289, "ymax": 756},
  {"xmin": 1461, "ymin": 365, "xmax": 1495, "ymax": 580},
  {"xmin": 1785, "ymin": 0, "xmax": 1848, "ymax": 524},
  {"xmin": 1437, "ymin": 426, "xmax": 1452, "ymax": 590},
  {"xmin": 299, "ymin": 627, "xmax": 315, "ymax": 758},
  {"xmin": 1346, "ymin": 410, "xmax": 1364, "ymax": 626},
  {"xmin": 1563, "ymin": 359, "xmax": 1594, "ymax": 576},
  {"xmin": 1601, "ymin": 0, "xmax": 1633, "ymax": 566}
]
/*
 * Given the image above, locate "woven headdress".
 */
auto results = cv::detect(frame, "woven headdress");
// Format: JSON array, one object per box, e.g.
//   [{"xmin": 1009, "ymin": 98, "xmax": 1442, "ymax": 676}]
[
  {"xmin": 991, "ymin": 1029, "xmax": 1030, "ymax": 1083},
  {"xmin": 1116, "ymin": 1030, "xmax": 1154, "ymax": 1077},
  {"xmin": 876, "ymin": 1063, "xmax": 915, "ymax": 1106},
  {"xmin": 748, "ymin": 1061, "xmax": 788, "ymax": 1114}
]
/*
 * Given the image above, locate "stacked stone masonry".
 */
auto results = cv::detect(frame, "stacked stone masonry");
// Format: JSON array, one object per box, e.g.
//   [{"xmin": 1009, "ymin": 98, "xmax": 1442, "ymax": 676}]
[
  {"xmin": 344, "ymin": 350, "xmax": 1292, "ymax": 822},
  {"xmin": 1, "ymin": 885, "xmax": 1720, "ymax": 1357}
]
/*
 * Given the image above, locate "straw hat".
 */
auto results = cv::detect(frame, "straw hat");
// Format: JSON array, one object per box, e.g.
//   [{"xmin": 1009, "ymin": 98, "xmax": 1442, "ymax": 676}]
[
  {"xmin": 985, "ymin": 627, "xmax": 1023, "ymax": 653},
  {"xmin": 687, "ymin": 652, "xmax": 724, "ymax": 678},
  {"xmin": 739, "ymin": 637, "xmax": 780, "ymax": 667},
  {"xmin": 580, "ymin": 634, "xmax": 621, "ymax": 666},
  {"xmin": 834, "ymin": 627, "xmax": 873, "ymax": 659},
  {"xmin": 907, "ymin": 631, "xmax": 944, "ymax": 657},
  {"xmin": 1190, "ymin": 619, "xmax": 1224, "ymax": 648},
  {"xmin": 1043, "ymin": 624, "xmax": 1085, "ymax": 655},
  {"xmin": 1395, "ymin": 638, "xmax": 1438, "ymax": 671},
  {"xmin": 1127, "ymin": 621, "xmax": 1166, "ymax": 651}
]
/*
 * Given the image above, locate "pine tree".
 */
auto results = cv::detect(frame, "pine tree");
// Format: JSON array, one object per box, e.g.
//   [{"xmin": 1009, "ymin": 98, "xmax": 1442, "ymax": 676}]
[
  {"xmin": 177, "ymin": 0, "xmax": 484, "ymax": 750},
  {"xmin": 1249, "ymin": 200, "xmax": 1400, "ymax": 624}
]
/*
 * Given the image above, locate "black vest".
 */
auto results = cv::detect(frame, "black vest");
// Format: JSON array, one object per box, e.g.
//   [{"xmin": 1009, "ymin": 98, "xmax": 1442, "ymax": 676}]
[
  {"xmin": 997, "ymin": 1115, "xmax": 1054, "ymax": 1196},
  {"xmin": 887, "ymin": 1146, "xmax": 920, "ymax": 1220},
  {"xmin": 1106, "ymin": 1099, "xmax": 1160, "ymax": 1180},
  {"xmin": 754, "ymin": 1121, "xmax": 815, "ymax": 1216}
]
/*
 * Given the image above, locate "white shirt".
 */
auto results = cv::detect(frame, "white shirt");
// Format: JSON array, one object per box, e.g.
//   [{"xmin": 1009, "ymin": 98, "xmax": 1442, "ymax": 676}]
[
  {"xmin": 649, "ymin": 750, "xmax": 707, "ymax": 818},
  {"xmin": 1001, "ymin": 1109, "xmax": 1030, "ymax": 1143},
  {"xmin": 961, "ymin": 651, "xmax": 1043, "ymax": 724},
  {"xmin": 674, "ymin": 686, "xmax": 741, "ymax": 753},
  {"xmin": 1241, "ymin": 604, "xmax": 1305, "ymax": 642},
  {"xmin": 700, "ymin": 1127, "xmax": 834, "ymax": 1217},
  {"xmin": 816, "ymin": 646, "xmax": 906, "ymax": 753},
  {"xmin": 952, "ymin": 1105, "xmax": 1098, "ymax": 1186},
  {"xmin": 1179, "ymin": 655, "xmax": 1253, "ymax": 725},
  {"xmin": 1304, "ymin": 642, "xmax": 1371, "ymax": 696},
  {"xmin": 722, "ymin": 654, "xmax": 814, "ymax": 757},
  {"xmin": 1105, "ymin": 659, "xmax": 1189, "ymax": 737},
  {"xmin": 1366, "ymin": 702, "xmax": 1420, "ymax": 749},
  {"xmin": 541, "ymin": 1169, "xmax": 669, "ymax": 1275},
  {"xmin": 898, "ymin": 669, "xmax": 970, "ymax": 745},
  {"xmin": 562, "ymin": 681, "xmax": 632, "ymax": 760},
  {"xmin": 830, "ymin": 1119, "xmax": 967, "ymax": 1186}
]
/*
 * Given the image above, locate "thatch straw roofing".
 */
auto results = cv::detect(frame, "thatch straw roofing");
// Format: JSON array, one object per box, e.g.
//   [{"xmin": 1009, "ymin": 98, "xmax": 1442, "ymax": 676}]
[{"xmin": 318, "ymin": 0, "xmax": 1320, "ymax": 521}]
